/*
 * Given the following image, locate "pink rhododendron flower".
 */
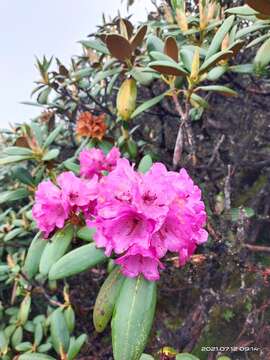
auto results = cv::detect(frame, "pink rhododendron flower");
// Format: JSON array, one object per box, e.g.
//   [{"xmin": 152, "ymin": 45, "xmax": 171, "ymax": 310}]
[
  {"xmin": 33, "ymin": 171, "xmax": 98, "ymax": 237},
  {"xmin": 90, "ymin": 158, "xmax": 208, "ymax": 281},
  {"xmin": 79, "ymin": 147, "xmax": 120, "ymax": 179},
  {"xmin": 32, "ymin": 180, "xmax": 69, "ymax": 238}
]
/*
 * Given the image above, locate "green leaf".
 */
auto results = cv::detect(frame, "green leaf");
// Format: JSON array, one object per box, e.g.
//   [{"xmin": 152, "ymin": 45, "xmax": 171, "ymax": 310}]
[
  {"xmin": 229, "ymin": 64, "xmax": 254, "ymax": 74},
  {"xmin": 138, "ymin": 155, "xmax": 153, "ymax": 173},
  {"xmin": 91, "ymin": 67, "xmax": 122, "ymax": 88},
  {"xmin": 196, "ymin": 85, "xmax": 237, "ymax": 97},
  {"xmin": 13, "ymin": 166, "xmax": 35, "ymax": 186},
  {"xmin": 149, "ymin": 51, "xmax": 175, "ymax": 62},
  {"xmin": 49, "ymin": 243, "xmax": 106, "ymax": 280},
  {"xmin": 38, "ymin": 343, "xmax": 52, "ymax": 352},
  {"xmin": 0, "ymin": 189, "xmax": 30, "ymax": 204},
  {"xmin": 93, "ymin": 267, "xmax": 125, "ymax": 332},
  {"xmin": 37, "ymin": 87, "xmax": 51, "ymax": 105},
  {"xmin": 176, "ymin": 354, "xmax": 200, "ymax": 360},
  {"xmin": 43, "ymin": 124, "xmax": 63, "ymax": 149},
  {"xmin": 180, "ymin": 47, "xmax": 194, "ymax": 72},
  {"xmin": 149, "ymin": 60, "xmax": 188, "ymax": 76},
  {"xmin": 31, "ymin": 122, "xmax": 43, "ymax": 147},
  {"xmin": 4, "ymin": 146, "xmax": 33, "ymax": 156},
  {"xmin": 64, "ymin": 306, "xmax": 75, "ymax": 333},
  {"xmin": 76, "ymin": 226, "xmax": 95, "ymax": 241},
  {"xmin": 254, "ymin": 37, "xmax": 270, "ymax": 68},
  {"xmin": 18, "ymin": 294, "xmax": 31, "ymax": 325},
  {"xmin": 79, "ymin": 39, "xmax": 109, "ymax": 54},
  {"xmin": 147, "ymin": 35, "xmax": 164, "ymax": 53},
  {"xmin": 131, "ymin": 92, "xmax": 167, "ymax": 119},
  {"xmin": 206, "ymin": 15, "xmax": 235, "ymax": 60},
  {"xmin": 140, "ymin": 355, "xmax": 154, "ymax": 360},
  {"xmin": 34, "ymin": 323, "xmax": 43, "ymax": 346},
  {"xmin": 217, "ymin": 356, "xmax": 232, "ymax": 360},
  {"xmin": 112, "ymin": 276, "xmax": 157, "ymax": 360},
  {"xmin": 4, "ymin": 228, "xmax": 24, "ymax": 242},
  {"xmin": 0, "ymin": 155, "xmax": 34, "ymax": 165},
  {"xmin": 42, "ymin": 149, "xmax": 59, "ymax": 161},
  {"xmin": 39, "ymin": 225, "xmax": 74, "ymax": 276},
  {"xmin": 71, "ymin": 68, "xmax": 92, "ymax": 80},
  {"xmin": 236, "ymin": 23, "xmax": 270, "ymax": 39},
  {"xmin": 23, "ymin": 232, "xmax": 47, "ymax": 279},
  {"xmin": 207, "ymin": 65, "xmax": 227, "ymax": 81},
  {"xmin": 0, "ymin": 330, "xmax": 8, "ymax": 354},
  {"xmin": 130, "ymin": 67, "xmax": 159, "ymax": 86},
  {"xmin": 63, "ymin": 159, "xmax": 80, "ymax": 174},
  {"xmin": 67, "ymin": 334, "xmax": 87, "ymax": 360},
  {"xmin": 11, "ymin": 326, "xmax": 23, "ymax": 348},
  {"xmin": 50, "ymin": 308, "xmax": 70, "ymax": 354},
  {"xmin": 200, "ymin": 50, "xmax": 233, "ymax": 73},
  {"xmin": 19, "ymin": 354, "xmax": 56, "ymax": 360},
  {"xmin": 15, "ymin": 342, "xmax": 33, "ymax": 351},
  {"xmin": 190, "ymin": 93, "xmax": 208, "ymax": 108},
  {"xmin": 226, "ymin": 5, "xmax": 259, "ymax": 16},
  {"xmin": 247, "ymin": 34, "xmax": 270, "ymax": 48}
]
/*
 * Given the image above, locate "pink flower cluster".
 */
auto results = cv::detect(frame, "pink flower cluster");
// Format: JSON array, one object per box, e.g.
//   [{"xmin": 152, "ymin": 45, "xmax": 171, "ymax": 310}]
[
  {"xmin": 89, "ymin": 159, "xmax": 208, "ymax": 281},
  {"xmin": 33, "ymin": 146, "xmax": 208, "ymax": 281}
]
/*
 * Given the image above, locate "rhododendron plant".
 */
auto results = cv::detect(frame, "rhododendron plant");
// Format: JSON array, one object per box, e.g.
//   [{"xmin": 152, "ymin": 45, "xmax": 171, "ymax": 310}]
[{"xmin": 33, "ymin": 147, "xmax": 207, "ymax": 280}]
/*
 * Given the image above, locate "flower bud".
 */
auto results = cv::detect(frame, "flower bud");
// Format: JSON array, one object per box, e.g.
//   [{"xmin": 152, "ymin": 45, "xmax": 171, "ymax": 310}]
[{"xmin": 117, "ymin": 78, "xmax": 137, "ymax": 121}]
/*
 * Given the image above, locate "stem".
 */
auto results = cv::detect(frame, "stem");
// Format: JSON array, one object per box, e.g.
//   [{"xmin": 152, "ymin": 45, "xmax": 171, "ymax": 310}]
[{"xmin": 172, "ymin": 92, "xmax": 196, "ymax": 168}]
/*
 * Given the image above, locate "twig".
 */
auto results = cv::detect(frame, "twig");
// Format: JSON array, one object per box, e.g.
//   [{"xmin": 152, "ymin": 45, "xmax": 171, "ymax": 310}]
[
  {"xmin": 243, "ymin": 244, "xmax": 270, "ymax": 253},
  {"xmin": 208, "ymin": 134, "xmax": 225, "ymax": 166},
  {"xmin": 224, "ymin": 164, "xmax": 232, "ymax": 212}
]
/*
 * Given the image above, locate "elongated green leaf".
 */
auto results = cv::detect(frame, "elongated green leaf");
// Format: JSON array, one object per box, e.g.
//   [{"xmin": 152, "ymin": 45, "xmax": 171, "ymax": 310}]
[
  {"xmin": 140, "ymin": 355, "xmax": 154, "ymax": 360},
  {"xmin": 226, "ymin": 5, "xmax": 259, "ymax": 16},
  {"xmin": 63, "ymin": 159, "xmax": 80, "ymax": 174},
  {"xmin": 147, "ymin": 35, "xmax": 164, "ymax": 53},
  {"xmin": 4, "ymin": 228, "xmax": 24, "ymax": 242},
  {"xmin": 49, "ymin": 243, "xmax": 106, "ymax": 280},
  {"xmin": 4, "ymin": 146, "xmax": 33, "ymax": 156},
  {"xmin": 176, "ymin": 354, "xmax": 200, "ymax": 360},
  {"xmin": 76, "ymin": 226, "xmax": 95, "ymax": 241},
  {"xmin": 43, "ymin": 124, "xmax": 63, "ymax": 149},
  {"xmin": 206, "ymin": 16, "xmax": 235, "ymax": 60},
  {"xmin": 112, "ymin": 276, "xmax": 157, "ymax": 360},
  {"xmin": 31, "ymin": 122, "xmax": 43, "ymax": 146},
  {"xmin": 91, "ymin": 67, "xmax": 122, "ymax": 88},
  {"xmin": 18, "ymin": 294, "xmax": 31, "ymax": 325},
  {"xmin": 39, "ymin": 225, "xmax": 74, "ymax": 275},
  {"xmin": 50, "ymin": 308, "xmax": 70, "ymax": 354},
  {"xmin": 200, "ymin": 50, "xmax": 233, "ymax": 73},
  {"xmin": 19, "ymin": 354, "xmax": 56, "ymax": 360},
  {"xmin": 149, "ymin": 51, "xmax": 175, "ymax": 62},
  {"xmin": 138, "ymin": 155, "xmax": 153, "ymax": 173},
  {"xmin": 207, "ymin": 65, "xmax": 227, "ymax": 81},
  {"xmin": 130, "ymin": 67, "xmax": 159, "ymax": 86},
  {"xmin": 131, "ymin": 92, "xmax": 167, "ymax": 119},
  {"xmin": 71, "ymin": 68, "xmax": 92, "ymax": 80},
  {"xmin": 0, "ymin": 189, "xmax": 30, "ymax": 204},
  {"xmin": 196, "ymin": 85, "xmax": 237, "ymax": 96},
  {"xmin": 23, "ymin": 232, "xmax": 47, "ymax": 279},
  {"xmin": 254, "ymin": 37, "xmax": 270, "ymax": 68},
  {"xmin": 42, "ymin": 148, "xmax": 59, "ymax": 161},
  {"xmin": 247, "ymin": 34, "xmax": 270, "ymax": 48},
  {"xmin": 0, "ymin": 155, "xmax": 34, "ymax": 165},
  {"xmin": 180, "ymin": 47, "xmax": 194, "ymax": 72},
  {"xmin": 67, "ymin": 334, "xmax": 87, "ymax": 360},
  {"xmin": 79, "ymin": 39, "xmax": 109, "ymax": 54},
  {"xmin": 236, "ymin": 23, "xmax": 270, "ymax": 39},
  {"xmin": 149, "ymin": 60, "xmax": 187, "ymax": 76},
  {"xmin": 93, "ymin": 267, "xmax": 125, "ymax": 332},
  {"xmin": 190, "ymin": 93, "xmax": 208, "ymax": 108},
  {"xmin": 13, "ymin": 166, "xmax": 35, "ymax": 186},
  {"xmin": 229, "ymin": 64, "xmax": 254, "ymax": 74}
]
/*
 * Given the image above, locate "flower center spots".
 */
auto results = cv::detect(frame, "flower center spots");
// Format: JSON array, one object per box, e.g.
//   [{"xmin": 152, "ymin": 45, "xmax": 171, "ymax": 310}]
[{"xmin": 142, "ymin": 191, "xmax": 157, "ymax": 205}]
